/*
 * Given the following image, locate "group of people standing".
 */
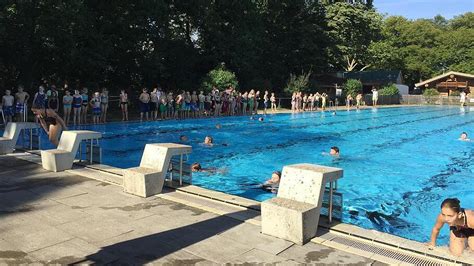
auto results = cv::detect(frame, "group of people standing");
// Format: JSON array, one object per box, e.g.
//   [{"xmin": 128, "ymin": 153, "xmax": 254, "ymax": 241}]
[
  {"xmin": 1, "ymin": 84, "xmax": 112, "ymax": 126},
  {"xmin": 2, "ymin": 84, "xmax": 280, "ymax": 125},
  {"xmin": 135, "ymin": 86, "xmax": 278, "ymax": 122},
  {"xmin": 291, "ymin": 89, "xmax": 378, "ymax": 113}
]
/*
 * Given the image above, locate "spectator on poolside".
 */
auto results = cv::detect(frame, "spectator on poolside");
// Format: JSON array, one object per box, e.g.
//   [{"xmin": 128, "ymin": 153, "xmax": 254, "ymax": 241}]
[
  {"xmin": 119, "ymin": 89, "xmax": 129, "ymax": 121},
  {"xmin": 62, "ymin": 90, "xmax": 73, "ymax": 125},
  {"xmin": 371, "ymin": 87, "xmax": 378, "ymax": 107},
  {"xmin": 460, "ymin": 90, "xmax": 466, "ymax": 107},
  {"xmin": 427, "ymin": 198, "xmax": 474, "ymax": 256},
  {"xmin": 47, "ymin": 85, "xmax": 59, "ymax": 112},
  {"xmin": 32, "ymin": 85, "xmax": 47, "ymax": 109},
  {"xmin": 2, "ymin": 90, "xmax": 15, "ymax": 123},
  {"xmin": 90, "ymin": 92, "xmax": 101, "ymax": 124},
  {"xmin": 81, "ymin": 87, "xmax": 89, "ymax": 124},
  {"xmin": 72, "ymin": 90, "xmax": 82, "ymax": 125},
  {"xmin": 100, "ymin": 87, "xmax": 109, "ymax": 123},
  {"xmin": 139, "ymin": 88, "xmax": 150, "ymax": 122},
  {"xmin": 459, "ymin": 132, "xmax": 470, "ymax": 141},
  {"xmin": 356, "ymin": 93, "xmax": 363, "ymax": 109},
  {"xmin": 15, "ymin": 85, "xmax": 30, "ymax": 122}
]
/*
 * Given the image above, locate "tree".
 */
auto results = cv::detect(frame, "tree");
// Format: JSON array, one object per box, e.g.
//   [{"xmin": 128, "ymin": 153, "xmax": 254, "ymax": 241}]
[
  {"xmin": 379, "ymin": 84, "xmax": 399, "ymax": 96},
  {"xmin": 201, "ymin": 63, "xmax": 239, "ymax": 92},
  {"xmin": 284, "ymin": 71, "xmax": 312, "ymax": 94},
  {"xmin": 325, "ymin": 2, "xmax": 382, "ymax": 71},
  {"xmin": 343, "ymin": 79, "xmax": 362, "ymax": 97}
]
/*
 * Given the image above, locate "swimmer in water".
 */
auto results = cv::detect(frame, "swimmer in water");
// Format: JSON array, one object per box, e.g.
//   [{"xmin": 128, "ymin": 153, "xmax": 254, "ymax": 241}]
[
  {"xmin": 459, "ymin": 132, "xmax": 470, "ymax": 141},
  {"xmin": 179, "ymin": 135, "xmax": 189, "ymax": 142},
  {"xmin": 322, "ymin": 146, "xmax": 340, "ymax": 157},
  {"xmin": 203, "ymin": 136, "xmax": 213, "ymax": 146},
  {"xmin": 258, "ymin": 117, "xmax": 264, "ymax": 122},
  {"xmin": 191, "ymin": 162, "xmax": 227, "ymax": 174},
  {"xmin": 263, "ymin": 171, "xmax": 281, "ymax": 193}
]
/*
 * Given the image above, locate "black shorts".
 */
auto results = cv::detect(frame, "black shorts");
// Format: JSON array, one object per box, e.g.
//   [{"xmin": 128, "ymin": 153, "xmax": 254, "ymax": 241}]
[
  {"xmin": 139, "ymin": 102, "xmax": 149, "ymax": 113},
  {"xmin": 149, "ymin": 102, "xmax": 157, "ymax": 111}
]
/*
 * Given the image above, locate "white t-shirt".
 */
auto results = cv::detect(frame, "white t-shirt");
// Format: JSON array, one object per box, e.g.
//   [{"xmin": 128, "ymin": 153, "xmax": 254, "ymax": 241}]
[{"xmin": 372, "ymin": 90, "xmax": 378, "ymax": 100}]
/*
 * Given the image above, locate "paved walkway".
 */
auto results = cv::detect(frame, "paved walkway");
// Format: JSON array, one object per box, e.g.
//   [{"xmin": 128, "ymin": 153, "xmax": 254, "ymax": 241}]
[{"xmin": 0, "ymin": 156, "xmax": 381, "ymax": 265}]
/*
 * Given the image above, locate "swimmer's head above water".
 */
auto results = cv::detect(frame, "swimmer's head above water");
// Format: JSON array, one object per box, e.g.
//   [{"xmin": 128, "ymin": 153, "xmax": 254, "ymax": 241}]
[{"xmin": 330, "ymin": 146, "xmax": 340, "ymax": 156}]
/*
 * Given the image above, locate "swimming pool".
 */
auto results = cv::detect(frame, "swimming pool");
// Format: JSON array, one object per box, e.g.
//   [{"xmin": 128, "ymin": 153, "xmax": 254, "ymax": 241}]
[{"xmin": 38, "ymin": 106, "xmax": 474, "ymax": 244}]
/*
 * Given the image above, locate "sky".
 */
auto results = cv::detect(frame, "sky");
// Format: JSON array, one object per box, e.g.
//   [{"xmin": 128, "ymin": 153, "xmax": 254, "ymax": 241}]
[{"xmin": 374, "ymin": 0, "xmax": 474, "ymax": 20}]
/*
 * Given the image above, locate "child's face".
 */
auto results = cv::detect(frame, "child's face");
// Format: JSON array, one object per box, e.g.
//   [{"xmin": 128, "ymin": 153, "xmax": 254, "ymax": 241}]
[{"xmin": 6, "ymin": 90, "xmax": 11, "ymax": 95}]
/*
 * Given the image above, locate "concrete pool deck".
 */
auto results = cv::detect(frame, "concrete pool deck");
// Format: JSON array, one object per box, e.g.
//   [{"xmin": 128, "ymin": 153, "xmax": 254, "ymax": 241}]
[
  {"xmin": 0, "ymin": 155, "xmax": 377, "ymax": 265},
  {"xmin": 2, "ymin": 154, "xmax": 473, "ymax": 265}
]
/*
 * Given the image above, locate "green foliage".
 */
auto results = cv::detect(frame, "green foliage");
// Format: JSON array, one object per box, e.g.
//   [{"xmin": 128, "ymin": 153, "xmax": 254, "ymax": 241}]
[
  {"xmin": 423, "ymin": 88, "xmax": 440, "ymax": 97},
  {"xmin": 0, "ymin": 1, "xmax": 471, "ymax": 93},
  {"xmin": 368, "ymin": 13, "xmax": 474, "ymax": 87},
  {"xmin": 325, "ymin": 2, "xmax": 382, "ymax": 70},
  {"xmin": 450, "ymin": 90, "xmax": 460, "ymax": 96},
  {"xmin": 201, "ymin": 64, "xmax": 239, "ymax": 92},
  {"xmin": 284, "ymin": 71, "xmax": 312, "ymax": 94},
  {"xmin": 379, "ymin": 84, "xmax": 399, "ymax": 96},
  {"xmin": 343, "ymin": 79, "xmax": 362, "ymax": 97}
]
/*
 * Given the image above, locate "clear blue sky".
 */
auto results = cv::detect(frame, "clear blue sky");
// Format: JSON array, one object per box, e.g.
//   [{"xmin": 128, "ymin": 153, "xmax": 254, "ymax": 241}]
[{"xmin": 374, "ymin": 0, "xmax": 474, "ymax": 20}]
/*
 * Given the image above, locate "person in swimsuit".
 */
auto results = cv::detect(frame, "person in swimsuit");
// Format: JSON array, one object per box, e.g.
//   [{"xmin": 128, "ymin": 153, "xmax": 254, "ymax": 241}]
[
  {"xmin": 62, "ymin": 90, "xmax": 73, "ymax": 125},
  {"xmin": 90, "ymin": 92, "xmax": 101, "ymax": 124},
  {"xmin": 47, "ymin": 85, "xmax": 59, "ymax": 112},
  {"xmin": 31, "ymin": 107, "xmax": 67, "ymax": 146},
  {"xmin": 203, "ymin": 136, "xmax": 213, "ymax": 146},
  {"xmin": 15, "ymin": 85, "xmax": 30, "ymax": 122},
  {"xmin": 2, "ymin": 90, "xmax": 15, "ymax": 123},
  {"xmin": 81, "ymin": 88, "xmax": 89, "ymax": 124},
  {"xmin": 100, "ymin": 87, "xmax": 109, "ymax": 123},
  {"xmin": 119, "ymin": 89, "xmax": 129, "ymax": 121},
  {"xmin": 32, "ymin": 86, "xmax": 47, "ymax": 109},
  {"xmin": 427, "ymin": 198, "xmax": 474, "ymax": 256},
  {"xmin": 270, "ymin": 92, "xmax": 277, "ymax": 113},
  {"xmin": 139, "ymin": 88, "xmax": 150, "ymax": 122},
  {"xmin": 191, "ymin": 163, "xmax": 217, "ymax": 173},
  {"xmin": 72, "ymin": 90, "xmax": 83, "ymax": 125},
  {"xmin": 263, "ymin": 171, "xmax": 281, "ymax": 193},
  {"xmin": 330, "ymin": 146, "xmax": 340, "ymax": 157},
  {"xmin": 459, "ymin": 132, "xmax": 470, "ymax": 141}
]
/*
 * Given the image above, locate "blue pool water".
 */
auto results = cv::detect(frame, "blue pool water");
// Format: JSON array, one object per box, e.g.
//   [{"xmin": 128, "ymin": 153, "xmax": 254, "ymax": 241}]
[{"xmin": 31, "ymin": 106, "xmax": 474, "ymax": 244}]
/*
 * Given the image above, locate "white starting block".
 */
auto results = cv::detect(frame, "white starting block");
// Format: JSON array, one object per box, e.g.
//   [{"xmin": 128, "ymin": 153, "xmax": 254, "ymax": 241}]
[
  {"xmin": 0, "ymin": 122, "xmax": 40, "ymax": 154},
  {"xmin": 123, "ymin": 143, "xmax": 192, "ymax": 197},
  {"xmin": 261, "ymin": 164, "xmax": 343, "ymax": 245},
  {"xmin": 41, "ymin": 130, "xmax": 102, "ymax": 172}
]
